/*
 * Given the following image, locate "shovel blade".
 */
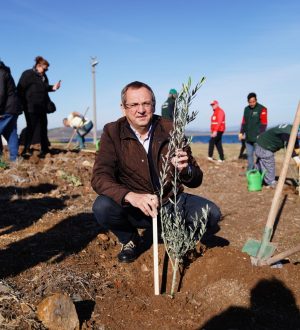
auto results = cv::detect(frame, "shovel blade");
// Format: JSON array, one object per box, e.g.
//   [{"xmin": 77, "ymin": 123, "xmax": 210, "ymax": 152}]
[{"xmin": 242, "ymin": 238, "xmax": 277, "ymax": 259}]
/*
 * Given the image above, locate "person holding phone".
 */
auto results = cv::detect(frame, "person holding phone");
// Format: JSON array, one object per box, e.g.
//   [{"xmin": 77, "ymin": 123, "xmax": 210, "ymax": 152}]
[{"xmin": 17, "ymin": 56, "xmax": 61, "ymax": 158}]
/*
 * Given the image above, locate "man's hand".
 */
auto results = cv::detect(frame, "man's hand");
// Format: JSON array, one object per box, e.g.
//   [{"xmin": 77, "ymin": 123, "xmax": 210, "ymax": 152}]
[
  {"xmin": 171, "ymin": 148, "xmax": 189, "ymax": 173},
  {"xmin": 293, "ymin": 156, "xmax": 300, "ymax": 167},
  {"xmin": 238, "ymin": 133, "xmax": 244, "ymax": 141},
  {"xmin": 211, "ymin": 131, "xmax": 217, "ymax": 138},
  {"xmin": 124, "ymin": 192, "xmax": 158, "ymax": 218}
]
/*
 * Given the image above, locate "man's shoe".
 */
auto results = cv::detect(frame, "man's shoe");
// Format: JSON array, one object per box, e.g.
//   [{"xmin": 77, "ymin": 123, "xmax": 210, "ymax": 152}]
[
  {"xmin": 21, "ymin": 149, "xmax": 33, "ymax": 158},
  {"xmin": 207, "ymin": 157, "xmax": 214, "ymax": 162},
  {"xmin": 117, "ymin": 239, "xmax": 139, "ymax": 263}
]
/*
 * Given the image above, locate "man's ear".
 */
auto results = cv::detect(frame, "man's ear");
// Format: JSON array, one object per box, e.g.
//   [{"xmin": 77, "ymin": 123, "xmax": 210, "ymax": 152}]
[{"xmin": 121, "ymin": 104, "xmax": 126, "ymax": 116}]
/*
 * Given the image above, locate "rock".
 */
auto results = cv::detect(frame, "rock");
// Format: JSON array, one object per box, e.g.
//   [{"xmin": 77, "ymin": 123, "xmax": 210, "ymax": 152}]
[
  {"xmin": 0, "ymin": 282, "xmax": 12, "ymax": 294},
  {"xmin": 37, "ymin": 293, "xmax": 80, "ymax": 330},
  {"xmin": 56, "ymin": 170, "xmax": 65, "ymax": 177},
  {"xmin": 97, "ymin": 233, "xmax": 109, "ymax": 241},
  {"xmin": 82, "ymin": 160, "xmax": 93, "ymax": 168},
  {"xmin": 9, "ymin": 174, "xmax": 28, "ymax": 183},
  {"xmin": 0, "ymin": 312, "xmax": 5, "ymax": 325},
  {"xmin": 141, "ymin": 264, "xmax": 149, "ymax": 272}
]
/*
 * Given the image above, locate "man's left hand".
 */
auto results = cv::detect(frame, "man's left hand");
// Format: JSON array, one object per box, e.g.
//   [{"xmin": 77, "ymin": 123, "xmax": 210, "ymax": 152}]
[
  {"xmin": 171, "ymin": 149, "xmax": 188, "ymax": 173},
  {"xmin": 293, "ymin": 156, "xmax": 300, "ymax": 167}
]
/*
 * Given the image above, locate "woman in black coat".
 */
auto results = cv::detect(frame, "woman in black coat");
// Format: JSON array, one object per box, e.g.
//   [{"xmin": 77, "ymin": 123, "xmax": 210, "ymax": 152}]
[{"xmin": 17, "ymin": 56, "xmax": 61, "ymax": 157}]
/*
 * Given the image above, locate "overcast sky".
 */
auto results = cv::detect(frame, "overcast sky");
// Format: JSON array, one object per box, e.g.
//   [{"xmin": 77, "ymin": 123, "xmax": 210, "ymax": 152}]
[{"xmin": 2, "ymin": 0, "xmax": 300, "ymax": 132}]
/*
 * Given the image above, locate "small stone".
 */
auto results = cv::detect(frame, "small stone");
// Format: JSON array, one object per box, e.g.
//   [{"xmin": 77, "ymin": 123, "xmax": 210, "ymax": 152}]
[
  {"xmin": 82, "ymin": 160, "xmax": 93, "ymax": 168},
  {"xmin": 56, "ymin": 170, "xmax": 65, "ymax": 177},
  {"xmin": 0, "ymin": 312, "xmax": 5, "ymax": 325},
  {"xmin": 37, "ymin": 292, "xmax": 80, "ymax": 330},
  {"xmin": 141, "ymin": 264, "xmax": 149, "ymax": 272},
  {"xmin": 0, "ymin": 282, "xmax": 11, "ymax": 294},
  {"xmin": 20, "ymin": 302, "xmax": 33, "ymax": 314},
  {"xmin": 98, "ymin": 233, "xmax": 109, "ymax": 241}
]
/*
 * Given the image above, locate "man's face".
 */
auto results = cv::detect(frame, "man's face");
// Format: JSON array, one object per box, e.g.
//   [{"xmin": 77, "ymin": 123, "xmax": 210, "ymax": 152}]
[
  {"xmin": 122, "ymin": 87, "xmax": 154, "ymax": 131},
  {"xmin": 248, "ymin": 97, "xmax": 257, "ymax": 108}
]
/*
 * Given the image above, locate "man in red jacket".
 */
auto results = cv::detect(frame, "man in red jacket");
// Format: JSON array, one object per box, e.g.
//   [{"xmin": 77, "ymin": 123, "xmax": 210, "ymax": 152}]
[{"xmin": 208, "ymin": 100, "xmax": 225, "ymax": 162}]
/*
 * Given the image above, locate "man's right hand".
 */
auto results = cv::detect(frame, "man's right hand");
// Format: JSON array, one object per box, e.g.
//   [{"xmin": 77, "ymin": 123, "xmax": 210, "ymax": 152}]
[
  {"xmin": 124, "ymin": 192, "xmax": 158, "ymax": 218},
  {"xmin": 238, "ymin": 133, "xmax": 244, "ymax": 141}
]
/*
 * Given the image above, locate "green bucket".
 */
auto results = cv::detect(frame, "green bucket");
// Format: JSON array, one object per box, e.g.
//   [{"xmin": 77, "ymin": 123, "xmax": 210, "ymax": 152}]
[
  {"xmin": 96, "ymin": 139, "xmax": 100, "ymax": 151},
  {"xmin": 246, "ymin": 169, "xmax": 265, "ymax": 192}
]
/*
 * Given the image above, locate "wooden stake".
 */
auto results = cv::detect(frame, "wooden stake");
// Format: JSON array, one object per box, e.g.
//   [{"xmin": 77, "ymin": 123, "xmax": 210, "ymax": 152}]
[
  {"xmin": 298, "ymin": 166, "xmax": 300, "ymax": 196},
  {"xmin": 152, "ymin": 216, "xmax": 160, "ymax": 295}
]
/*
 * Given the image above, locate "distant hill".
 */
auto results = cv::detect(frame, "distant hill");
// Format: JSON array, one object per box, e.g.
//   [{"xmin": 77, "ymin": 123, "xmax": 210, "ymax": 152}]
[{"xmin": 48, "ymin": 127, "xmax": 101, "ymax": 140}]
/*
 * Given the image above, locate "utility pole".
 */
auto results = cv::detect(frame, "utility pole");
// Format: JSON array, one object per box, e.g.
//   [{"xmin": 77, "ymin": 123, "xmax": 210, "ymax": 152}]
[{"xmin": 91, "ymin": 57, "xmax": 98, "ymax": 144}]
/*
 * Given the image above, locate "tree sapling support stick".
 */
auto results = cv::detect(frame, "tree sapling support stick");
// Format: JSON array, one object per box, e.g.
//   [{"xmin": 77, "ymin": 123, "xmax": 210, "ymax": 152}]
[{"xmin": 152, "ymin": 216, "xmax": 160, "ymax": 295}]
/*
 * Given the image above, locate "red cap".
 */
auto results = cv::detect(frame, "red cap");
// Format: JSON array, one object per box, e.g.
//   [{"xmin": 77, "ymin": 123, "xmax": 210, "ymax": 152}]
[{"xmin": 210, "ymin": 100, "xmax": 219, "ymax": 106}]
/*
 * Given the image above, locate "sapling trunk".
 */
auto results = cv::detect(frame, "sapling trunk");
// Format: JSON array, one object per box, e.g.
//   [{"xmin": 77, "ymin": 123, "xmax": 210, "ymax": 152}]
[{"xmin": 170, "ymin": 258, "xmax": 180, "ymax": 298}]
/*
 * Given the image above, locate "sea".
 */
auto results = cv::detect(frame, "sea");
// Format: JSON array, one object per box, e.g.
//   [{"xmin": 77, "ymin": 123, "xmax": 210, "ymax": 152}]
[{"xmin": 190, "ymin": 134, "xmax": 240, "ymax": 144}]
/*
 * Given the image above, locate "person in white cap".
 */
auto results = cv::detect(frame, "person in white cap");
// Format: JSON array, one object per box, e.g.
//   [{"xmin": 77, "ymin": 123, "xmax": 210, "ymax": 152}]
[{"xmin": 208, "ymin": 100, "xmax": 226, "ymax": 162}]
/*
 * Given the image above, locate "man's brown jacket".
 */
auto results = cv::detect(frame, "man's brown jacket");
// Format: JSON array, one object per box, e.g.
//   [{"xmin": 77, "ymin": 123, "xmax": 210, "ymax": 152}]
[{"xmin": 91, "ymin": 115, "xmax": 203, "ymax": 206}]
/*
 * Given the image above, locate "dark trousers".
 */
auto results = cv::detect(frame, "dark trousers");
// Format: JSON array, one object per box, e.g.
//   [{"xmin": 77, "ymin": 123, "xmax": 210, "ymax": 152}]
[
  {"xmin": 92, "ymin": 193, "xmax": 221, "ymax": 244},
  {"xmin": 208, "ymin": 131, "xmax": 224, "ymax": 160},
  {"xmin": 238, "ymin": 139, "xmax": 246, "ymax": 158},
  {"xmin": 24, "ymin": 111, "xmax": 49, "ymax": 152}
]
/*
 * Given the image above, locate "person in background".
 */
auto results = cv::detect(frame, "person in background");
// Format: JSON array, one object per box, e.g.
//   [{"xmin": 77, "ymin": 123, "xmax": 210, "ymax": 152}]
[
  {"xmin": 17, "ymin": 56, "xmax": 61, "ymax": 158},
  {"xmin": 0, "ymin": 60, "xmax": 22, "ymax": 162},
  {"xmin": 239, "ymin": 92, "xmax": 267, "ymax": 170},
  {"xmin": 92, "ymin": 81, "xmax": 221, "ymax": 263},
  {"xmin": 161, "ymin": 88, "xmax": 177, "ymax": 120},
  {"xmin": 208, "ymin": 100, "xmax": 225, "ymax": 162},
  {"xmin": 255, "ymin": 124, "xmax": 300, "ymax": 188},
  {"xmin": 63, "ymin": 112, "xmax": 93, "ymax": 150}
]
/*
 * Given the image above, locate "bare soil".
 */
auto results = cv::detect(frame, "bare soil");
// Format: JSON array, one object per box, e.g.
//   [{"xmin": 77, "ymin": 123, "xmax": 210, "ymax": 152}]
[{"xmin": 1, "ymin": 143, "xmax": 300, "ymax": 330}]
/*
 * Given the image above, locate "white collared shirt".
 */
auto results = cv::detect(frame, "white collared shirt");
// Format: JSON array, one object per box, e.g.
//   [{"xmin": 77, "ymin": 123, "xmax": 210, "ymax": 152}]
[{"xmin": 130, "ymin": 125, "xmax": 152, "ymax": 153}]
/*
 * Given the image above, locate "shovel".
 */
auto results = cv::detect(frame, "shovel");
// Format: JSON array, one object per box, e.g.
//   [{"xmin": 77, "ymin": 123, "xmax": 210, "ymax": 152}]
[{"xmin": 242, "ymin": 101, "xmax": 300, "ymax": 262}]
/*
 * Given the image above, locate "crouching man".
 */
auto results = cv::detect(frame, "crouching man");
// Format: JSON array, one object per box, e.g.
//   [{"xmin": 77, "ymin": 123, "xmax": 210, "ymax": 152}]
[
  {"xmin": 255, "ymin": 123, "xmax": 300, "ymax": 188},
  {"xmin": 91, "ymin": 81, "xmax": 221, "ymax": 263}
]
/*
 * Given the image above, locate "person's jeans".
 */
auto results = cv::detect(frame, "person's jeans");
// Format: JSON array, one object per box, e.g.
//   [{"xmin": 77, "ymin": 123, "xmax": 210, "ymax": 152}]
[
  {"xmin": 245, "ymin": 141, "xmax": 255, "ymax": 170},
  {"xmin": 92, "ymin": 193, "xmax": 221, "ymax": 244},
  {"xmin": 76, "ymin": 121, "xmax": 93, "ymax": 149},
  {"xmin": 0, "ymin": 114, "xmax": 19, "ymax": 161}
]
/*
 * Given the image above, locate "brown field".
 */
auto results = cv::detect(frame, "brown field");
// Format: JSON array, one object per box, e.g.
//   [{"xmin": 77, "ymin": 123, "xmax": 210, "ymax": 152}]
[{"xmin": 0, "ymin": 142, "xmax": 300, "ymax": 329}]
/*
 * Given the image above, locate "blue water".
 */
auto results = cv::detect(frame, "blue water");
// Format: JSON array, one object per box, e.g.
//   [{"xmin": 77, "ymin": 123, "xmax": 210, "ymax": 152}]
[
  {"xmin": 59, "ymin": 134, "xmax": 240, "ymax": 144},
  {"xmin": 191, "ymin": 134, "xmax": 240, "ymax": 144}
]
